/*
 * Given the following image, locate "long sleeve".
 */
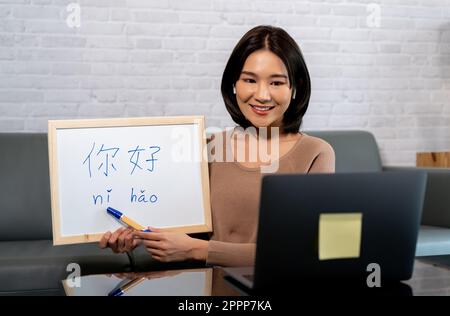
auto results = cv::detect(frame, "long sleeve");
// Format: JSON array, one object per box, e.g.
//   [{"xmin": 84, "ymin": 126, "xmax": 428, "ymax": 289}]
[
  {"xmin": 206, "ymin": 240, "xmax": 256, "ymax": 267},
  {"xmin": 308, "ymin": 142, "xmax": 335, "ymax": 173}
]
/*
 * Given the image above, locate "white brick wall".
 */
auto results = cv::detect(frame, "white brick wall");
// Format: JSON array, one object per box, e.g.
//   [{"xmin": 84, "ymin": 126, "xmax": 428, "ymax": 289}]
[{"xmin": 0, "ymin": 0, "xmax": 449, "ymax": 166}]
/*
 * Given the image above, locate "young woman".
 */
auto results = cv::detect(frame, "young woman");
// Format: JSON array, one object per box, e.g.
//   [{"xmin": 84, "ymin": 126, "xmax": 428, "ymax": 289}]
[{"xmin": 99, "ymin": 25, "xmax": 335, "ymax": 267}]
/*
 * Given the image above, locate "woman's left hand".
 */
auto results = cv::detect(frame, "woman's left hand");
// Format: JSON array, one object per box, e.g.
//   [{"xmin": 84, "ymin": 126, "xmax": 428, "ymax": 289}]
[{"xmin": 133, "ymin": 229, "xmax": 207, "ymax": 263}]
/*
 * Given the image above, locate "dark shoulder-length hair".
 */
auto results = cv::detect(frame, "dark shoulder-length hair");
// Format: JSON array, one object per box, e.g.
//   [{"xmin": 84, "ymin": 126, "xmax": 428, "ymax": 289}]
[{"xmin": 221, "ymin": 25, "xmax": 311, "ymax": 134}]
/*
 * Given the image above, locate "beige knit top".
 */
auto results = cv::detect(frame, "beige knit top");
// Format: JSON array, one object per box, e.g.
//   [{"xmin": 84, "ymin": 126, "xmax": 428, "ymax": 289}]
[{"xmin": 206, "ymin": 131, "xmax": 335, "ymax": 267}]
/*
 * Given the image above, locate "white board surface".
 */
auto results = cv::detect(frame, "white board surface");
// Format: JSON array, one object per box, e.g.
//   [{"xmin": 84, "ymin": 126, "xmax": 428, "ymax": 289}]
[{"xmin": 48, "ymin": 116, "xmax": 211, "ymax": 245}]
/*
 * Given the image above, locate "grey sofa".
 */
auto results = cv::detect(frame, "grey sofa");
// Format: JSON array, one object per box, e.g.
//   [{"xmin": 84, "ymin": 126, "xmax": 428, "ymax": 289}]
[
  {"xmin": 308, "ymin": 130, "xmax": 450, "ymax": 257},
  {"xmin": 1, "ymin": 131, "xmax": 449, "ymax": 295},
  {"xmin": 0, "ymin": 134, "xmax": 134, "ymax": 295}
]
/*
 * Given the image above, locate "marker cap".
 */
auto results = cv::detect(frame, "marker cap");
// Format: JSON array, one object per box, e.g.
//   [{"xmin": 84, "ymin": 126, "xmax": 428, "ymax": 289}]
[{"xmin": 106, "ymin": 207, "xmax": 122, "ymax": 220}]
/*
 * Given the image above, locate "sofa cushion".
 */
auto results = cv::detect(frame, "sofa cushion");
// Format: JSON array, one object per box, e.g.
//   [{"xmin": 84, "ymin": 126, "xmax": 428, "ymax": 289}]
[
  {"xmin": 416, "ymin": 226, "xmax": 450, "ymax": 257},
  {"xmin": 0, "ymin": 240, "xmax": 131, "ymax": 295},
  {"xmin": 0, "ymin": 133, "xmax": 52, "ymax": 241},
  {"xmin": 307, "ymin": 130, "xmax": 383, "ymax": 173}
]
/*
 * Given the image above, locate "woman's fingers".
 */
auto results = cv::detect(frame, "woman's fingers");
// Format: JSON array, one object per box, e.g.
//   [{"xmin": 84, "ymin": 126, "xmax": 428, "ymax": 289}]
[
  {"xmin": 148, "ymin": 226, "xmax": 162, "ymax": 233},
  {"xmin": 151, "ymin": 256, "xmax": 163, "ymax": 262},
  {"xmin": 108, "ymin": 228, "xmax": 125, "ymax": 253},
  {"xmin": 118, "ymin": 229, "xmax": 134, "ymax": 252},
  {"xmin": 132, "ymin": 238, "xmax": 142, "ymax": 247},
  {"xmin": 118, "ymin": 229, "xmax": 131, "ymax": 251},
  {"xmin": 99, "ymin": 231, "xmax": 111, "ymax": 249},
  {"xmin": 123, "ymin": 229, "xmax": 135, "ymax": 251},
  {"xmin": 141, "ymin": 240, "xmax": 164, "ymax": 250},
  {"xmin": 109, "ymin": 228, "xmax": 125, "ymax": 244},
  {"xmin": 100, "ymin": 227, "xmax": 148, "ymax": 253},
  {"xmin": 146, "ymin": 247, "xmax": 165, "ymax": 258},
  {"xmin": 133, "ymin": 230, "xmax": 164, "ymax": 241}
]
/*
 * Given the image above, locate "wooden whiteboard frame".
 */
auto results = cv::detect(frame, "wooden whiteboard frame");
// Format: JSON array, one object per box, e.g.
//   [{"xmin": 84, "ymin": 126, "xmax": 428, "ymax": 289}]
[{"xmin": 48, "ymin": 116, "xmax": 212, "ymax": 245}]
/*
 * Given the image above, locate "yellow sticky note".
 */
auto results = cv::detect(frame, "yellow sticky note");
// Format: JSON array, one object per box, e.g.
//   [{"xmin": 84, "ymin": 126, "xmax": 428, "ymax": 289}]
[{"xmin": 319, "ymin": 213, "xmax": 363, "ymax": 261}]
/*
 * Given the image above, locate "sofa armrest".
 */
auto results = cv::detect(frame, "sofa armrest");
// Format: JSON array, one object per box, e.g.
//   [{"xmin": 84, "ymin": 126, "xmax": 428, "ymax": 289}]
[{"xmin": 383, "ymin": 166, "xmax": 450, "ymax": 228}]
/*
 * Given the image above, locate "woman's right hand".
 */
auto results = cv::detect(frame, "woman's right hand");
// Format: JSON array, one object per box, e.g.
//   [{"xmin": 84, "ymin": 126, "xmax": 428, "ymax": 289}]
[{"xmin": 99, "ymin": 228, "xmax": 139, "ymax": 253}]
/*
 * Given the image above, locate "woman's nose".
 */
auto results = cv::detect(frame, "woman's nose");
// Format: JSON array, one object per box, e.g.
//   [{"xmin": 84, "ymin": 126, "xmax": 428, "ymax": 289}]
[{"xmin": 255, "ymin": 83, "xmax": 271, "ymax": 103}]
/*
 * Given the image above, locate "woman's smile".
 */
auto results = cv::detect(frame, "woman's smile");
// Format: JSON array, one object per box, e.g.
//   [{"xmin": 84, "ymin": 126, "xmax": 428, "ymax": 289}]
[{"xmin": 249, "ymin": 104, "xmax": 276, "ymax": 115}]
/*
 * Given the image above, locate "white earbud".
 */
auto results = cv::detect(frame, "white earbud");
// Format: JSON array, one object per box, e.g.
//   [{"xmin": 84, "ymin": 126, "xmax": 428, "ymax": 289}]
[
  {"xmin": 292, "ymin": 89, "xmax": 296, "ymax": 99},
  {"xmin": 233, "ymin": 85, "xmax": 236, "ymax": 95}
]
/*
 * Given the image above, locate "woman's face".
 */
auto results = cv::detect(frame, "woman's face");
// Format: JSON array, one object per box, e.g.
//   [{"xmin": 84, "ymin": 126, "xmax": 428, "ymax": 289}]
[{"xmin": 235, "ymin": 49, "xmax": 293, "ymax": 130}]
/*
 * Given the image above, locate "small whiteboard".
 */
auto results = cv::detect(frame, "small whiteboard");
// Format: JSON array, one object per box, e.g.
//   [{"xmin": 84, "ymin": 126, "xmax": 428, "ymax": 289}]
[{"xmin": 48, "ymin": 116, "xmax": 212, "ymax": 245}]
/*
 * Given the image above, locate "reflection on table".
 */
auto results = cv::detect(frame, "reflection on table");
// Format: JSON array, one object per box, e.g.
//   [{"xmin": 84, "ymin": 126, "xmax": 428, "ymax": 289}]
[
  {"xmin": 63, "ymin": 267, "xmax": 241, "ymax": 296},
  {"xmin": 63, "ymin": 257, "xmax": 450, "ymax": 296}
]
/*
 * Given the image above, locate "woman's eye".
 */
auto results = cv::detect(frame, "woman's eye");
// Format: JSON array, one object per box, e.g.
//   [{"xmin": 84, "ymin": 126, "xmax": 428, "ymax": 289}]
[
  {"xmin": 271, "ymin": 81, "xmax": 285, "ymax": 86},
  {"xmin": 242, "ymin": 78, "xmax": 255, "ymax": 83}
]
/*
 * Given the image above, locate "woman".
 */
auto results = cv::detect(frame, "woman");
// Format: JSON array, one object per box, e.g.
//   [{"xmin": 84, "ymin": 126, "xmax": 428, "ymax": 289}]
[{"xmin": 99, "ymin": 25, "xmax": 335, "ymax": 267}]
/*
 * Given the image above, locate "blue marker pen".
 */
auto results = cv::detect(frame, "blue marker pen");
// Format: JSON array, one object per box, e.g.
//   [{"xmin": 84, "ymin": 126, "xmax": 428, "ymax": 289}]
[
  {"xmin": 108, "ymin": 277, "xmax": 147, "ymax": 296},
  {"xmin": 106, "ymin": 207, "xmax": 151, "ymax": 232}
]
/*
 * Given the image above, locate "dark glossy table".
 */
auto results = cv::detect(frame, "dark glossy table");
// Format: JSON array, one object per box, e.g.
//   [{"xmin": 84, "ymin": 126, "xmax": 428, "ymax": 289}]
[
  {"xmin": 64, "ymin": 257, "xmax": 450, "ymax": 296},
  {"xmin": 404, "ymin": 256, "xmax": 450, "ymax": 295}
]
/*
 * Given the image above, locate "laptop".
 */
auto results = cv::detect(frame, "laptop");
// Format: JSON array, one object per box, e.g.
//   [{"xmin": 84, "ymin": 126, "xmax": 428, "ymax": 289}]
[{"xmin": 224, "ymin": 171, "xmax": 427, "ymax": 293}]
